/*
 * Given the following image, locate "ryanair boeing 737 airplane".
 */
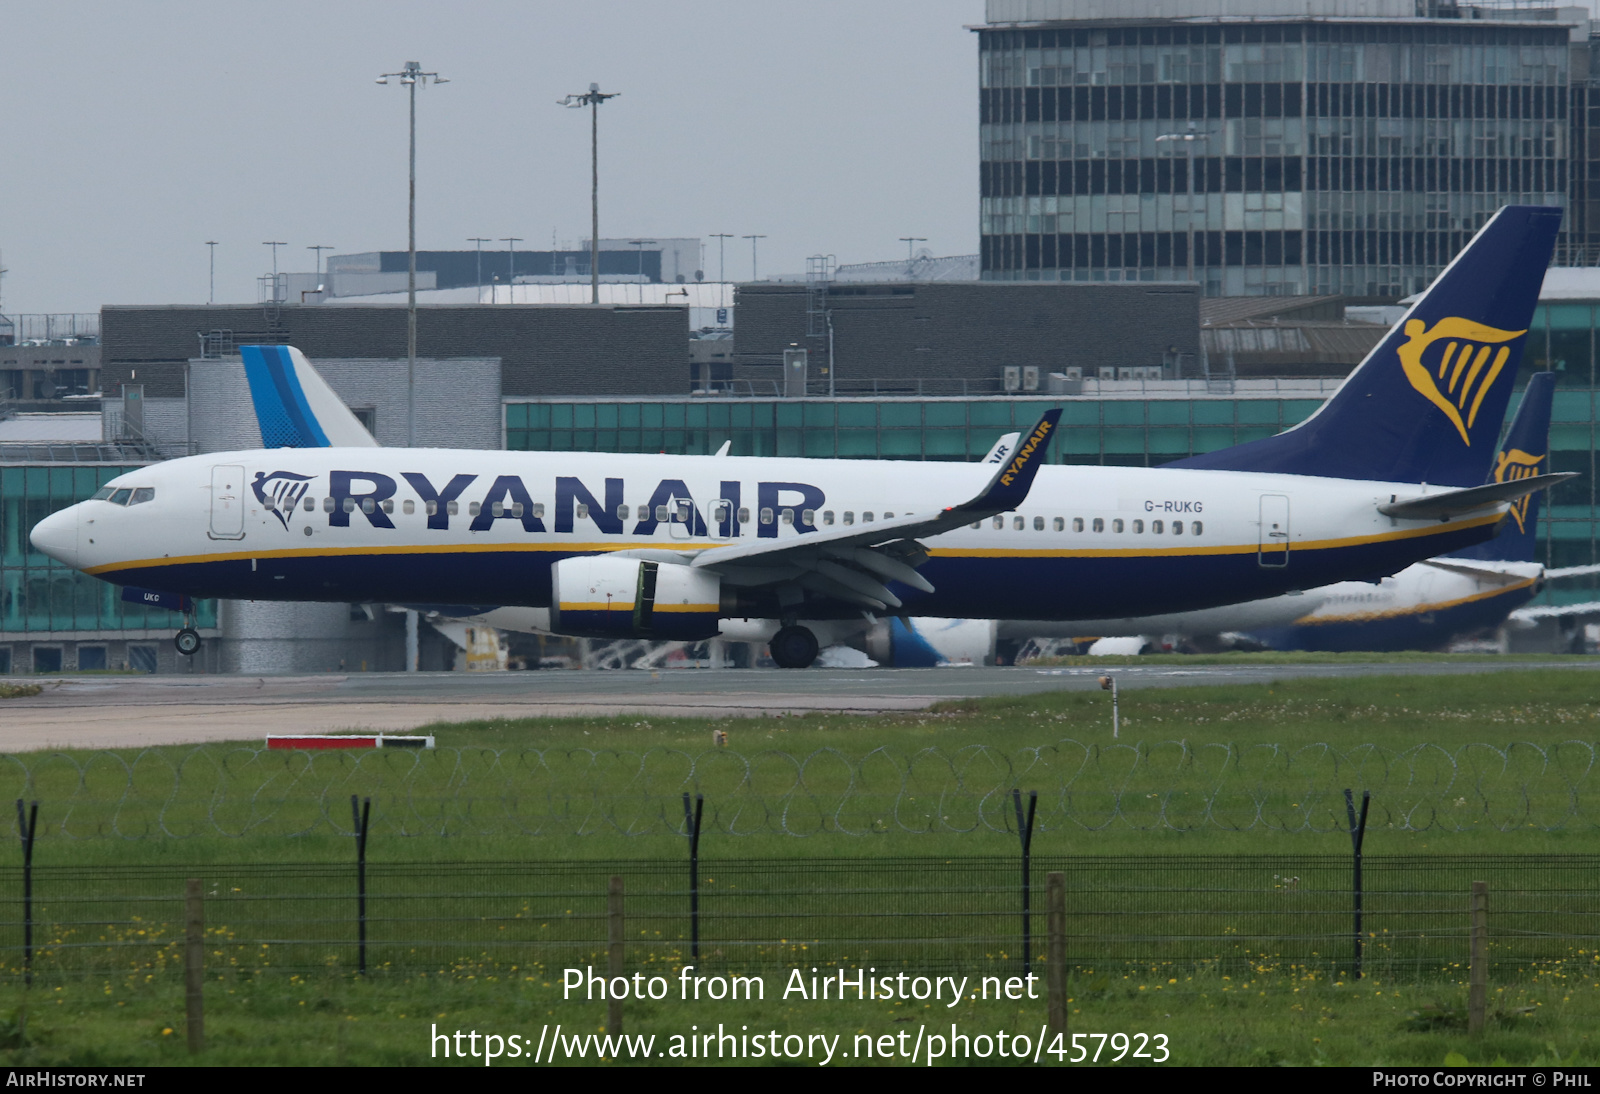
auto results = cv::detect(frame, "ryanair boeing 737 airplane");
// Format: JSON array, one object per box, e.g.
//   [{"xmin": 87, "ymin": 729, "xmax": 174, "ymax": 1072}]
[{"xmin": 29, "ymin": 206, "xmax": 1573, "ymax": 667}]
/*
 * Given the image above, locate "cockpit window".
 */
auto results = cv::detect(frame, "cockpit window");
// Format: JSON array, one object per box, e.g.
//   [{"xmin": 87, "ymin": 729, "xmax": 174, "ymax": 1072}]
[
  {"xmin": 109, "ymin": 489, "xmax": 133, "ymax": 505},
  {"xmin": 91, "ymin": 487, "xmax": 115, "ymax": 501},
  {"xmin": 129, "ymin": 488, "xmax": 155, "ymax": 506}
]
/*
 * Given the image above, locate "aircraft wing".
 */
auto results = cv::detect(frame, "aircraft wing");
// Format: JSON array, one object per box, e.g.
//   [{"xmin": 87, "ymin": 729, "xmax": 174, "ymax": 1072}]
[
  {"xmin": 1546, "ymin": 563, "xmax": 1600, "ymax": 580},
  {"xmin": 687, "ymin": 410, "xmax": 1061, "ymax": 611},
  {"xmin": 1376, "ymin": 472, "xmax": 1576, "ymax": 520},
  {"xmin": 1416, "ymin": 558, "xmax": 1543, "ymax": 585},
  {"xmin": 1511, "ymin": 601, "xmax": 1600, "ymax": 621}
]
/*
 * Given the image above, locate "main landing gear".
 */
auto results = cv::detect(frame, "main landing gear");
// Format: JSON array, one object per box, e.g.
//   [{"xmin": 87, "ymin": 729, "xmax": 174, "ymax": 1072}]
[{"xmin": 769, "ymin": 625, "xmax": 819, "ymax": 669}]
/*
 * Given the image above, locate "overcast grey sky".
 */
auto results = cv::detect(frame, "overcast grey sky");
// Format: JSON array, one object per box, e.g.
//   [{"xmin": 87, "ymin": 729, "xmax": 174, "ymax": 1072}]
[{"xmin": 0, "ymin": 0, "xmax": 983, "ymax": 314}]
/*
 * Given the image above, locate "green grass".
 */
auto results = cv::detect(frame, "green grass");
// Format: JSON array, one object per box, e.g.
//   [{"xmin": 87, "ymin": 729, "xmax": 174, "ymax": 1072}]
[
  {"xmin": 4, "ymin": 668, "xmax": 1600, "ymax": 861},
  {"xmin": 0, "ymin": 683, "xmax": 42, "ymax": 700},
  {"xmin": 1, "ymin": 964, "xmax": 1596, "ymax": 1066}
]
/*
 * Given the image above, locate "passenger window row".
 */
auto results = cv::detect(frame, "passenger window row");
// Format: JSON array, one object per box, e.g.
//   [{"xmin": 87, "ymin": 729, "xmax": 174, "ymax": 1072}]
[{"xmin": 965, "ymin": 515, "xmax": 1203, "ymax": 536}]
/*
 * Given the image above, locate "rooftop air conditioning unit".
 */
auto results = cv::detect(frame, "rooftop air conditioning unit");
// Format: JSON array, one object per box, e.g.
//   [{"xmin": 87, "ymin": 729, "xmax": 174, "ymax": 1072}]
[
  {"xmin": 1003, "ymin": 365, "xmax": 1021, "ymax": 392},
  {"xmin": 1022, "ymin": 366, "xmax": 1040, "ymax": 391},
  {"xmin": 1063, "ymin": 366, "xmax": 1083, "ymax": 381},
  {"xmin": 1098, "ymin": 367, "xmax": 1117, "ymax": 380},
  {"xmin": 1047, "ymin": 371, "xmax": 1083, "ymax": 395}
]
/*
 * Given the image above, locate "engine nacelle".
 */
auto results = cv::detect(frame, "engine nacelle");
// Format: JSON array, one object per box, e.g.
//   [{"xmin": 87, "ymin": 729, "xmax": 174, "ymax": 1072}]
[{"xmin": 550, "ymin": 556, "xmax": 722, "ymax": 640}]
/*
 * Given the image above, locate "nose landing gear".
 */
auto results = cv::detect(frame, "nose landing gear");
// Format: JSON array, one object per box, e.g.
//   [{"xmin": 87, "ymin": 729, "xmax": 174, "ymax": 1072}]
[{"xmin": 174, "ymin": 604, "xmax": 202, "ymax": 657}]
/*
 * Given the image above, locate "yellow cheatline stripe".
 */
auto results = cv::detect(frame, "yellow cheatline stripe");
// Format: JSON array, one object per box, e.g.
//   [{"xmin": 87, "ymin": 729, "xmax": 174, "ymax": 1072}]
[
  {"xmin": 83, "ymin": 510, "xmax": 1504, "ymax": 574},
  {"xmin": 653, "ymin": 603, "xmax": 719, "ymax": 613},
  {"xmin": 1291, "ymin": 575, "xmax": 1537, "ymax": 626},
  {"xmin": 928, "ymin": 511, "xmax": 1503, "ymax": 560},
  {"xmin": 84, "ymin": 539, "xmax": 711, "ymax": 576}
]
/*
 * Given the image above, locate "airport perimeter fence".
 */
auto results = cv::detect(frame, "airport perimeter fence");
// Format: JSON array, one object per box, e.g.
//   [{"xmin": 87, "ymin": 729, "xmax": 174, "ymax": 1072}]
[
  {"xmin": 2, "ymin": 849, "xmax": 1596, "ymax": 985},
  {"xmin": 2, "ymin": 740, "xmax": 1598, "ymax": 839}
]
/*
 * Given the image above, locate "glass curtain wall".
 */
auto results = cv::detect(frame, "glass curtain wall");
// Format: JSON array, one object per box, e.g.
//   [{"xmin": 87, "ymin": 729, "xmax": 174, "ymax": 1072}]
[{"xmin": 0, "ymin": 465, "xmax": 216, "ymax": 633}]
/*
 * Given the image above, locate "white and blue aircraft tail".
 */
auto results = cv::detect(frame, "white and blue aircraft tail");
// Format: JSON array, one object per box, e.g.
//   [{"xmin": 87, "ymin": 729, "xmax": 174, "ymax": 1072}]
[{"xmin": 30, "ymin": 206, "xmax": 1573, "ymax": 667}]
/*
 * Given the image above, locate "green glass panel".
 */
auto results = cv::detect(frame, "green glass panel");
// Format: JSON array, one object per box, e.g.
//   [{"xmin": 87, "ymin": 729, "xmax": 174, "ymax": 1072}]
[
  {"xmin": 838, "ymin": 403, "xmax": 876, "ymax": 427},
  {"xmin": 641, "ymin": 404, "xmax": 664, "ymax": 428},
  {"xmin": 1236, "ymin": 402, "xmax": 1279, "ymax": 425},
  {"xmin": 572, "ymin": 431, "xmax": 594, "ymax": 450},
  {"xmin": 804, "ymin": 429, "xmax": 837, "ymax": 457},
  {"xmin": 879, "ymin": 431, "xmax": 919, "ymax": 457},
  {"xmin": 617, "ymin": 430, "xmax": 641, "ymax": 451},
  {"xmin": 74, "ymin": 467, "xmax": 98, "ymax": 498},
  {"xmin": 1148, "ymin": 401, "xmax": 1189, "ymax": 425},
  {"xmin": 1281, "ymin": 400, "xmax": 1322, "ymax": 424},
  {"xmin": 1236, "ymin": 427, "xmax": 1276, "ymax": 443},
  {"xmin": 663, "ymin": 430, "xmax": 685, "ymax": 451},
  {"xmin": 880, "ymin": 403, "xmax": 920, "ymax": 427},
  {"xmin": 660, "ymin": 404, "xmax": 684, "ymax": 429},
  {"xmin": 595, "ymin": 431, "xmax": 619, "ymax": 451},
  {"xmin": 595, "ymin": 404, "xmax": 619, "ymax": 429},
  {"xmin": 730, "ymin": 403, "xmax": 754, "ymax": 427},
  {"xmin": 1551, "ymin": 425, "xmax": 1591, "ymax": 450},
  {"xmin": 505, "ymin": 403, "xmax": 529, "ymax": 429},
  {"xmin": 3, "ymin": 468, "xmax": 23, "ymax": 492},
  {"xmin": 24, "ymin": 468, "xmax": 48, "ymax": 493},
  {"xmin": 533, "ymin": 404, "xmax": 554, "ymax": 427},
  {"xmin": 572, "ymin": 404, "xmax": 595, "ymax": 429},
  {"xmin": 776, "ymin": 430, "xmax": 802, "ymax": 457},
  {"xmin": 776, "ymin": 403, "xmax": 803, "ymax": 427},
  {"xmin": 1552, "ymin": 391, "xmax": 1593, "ymax": 423},
  {"xmin": 1102, "ymin": 402, "xmax": 1144, "ymax": 425},
  {"xmin": 968, "ymin": 402, "xmax": 1013, "ymax": 427},
  {"xmin": 1061, "ymin": 428, "xmax": 1101, "ymax": 454},
  {"xmin": 969, "ymin": 434, "xmax": 997, "ymax": 457},
  {"xmin": 1102, "ymin": 429, "xmax": 1146, "ymax": 454},
  {"xmin": 1546, "ymin": 303, "xmax": 1592, "ymax": 330},
  {"xmin": 551, "ymin": 432, "xmax": 575, "ymax": 451},
  {"xmin": 1192, "ymin": 401, "xmax": 1234, "ymax": 425},
  {"xmin": 550, "ymin": 404, "xmax": 573, "ymax": 429},
  {"xmin": 925, "ymin": 402, "xmax": 965, "ymax": 426},
  {"xmin": 836, "ymin": 432, "xmax": 876, "ymax": 457},
  {"xmin": 1147, "ymin": 427, "xmax": 1189, "ymax": 450},
  {"xmin": 803, "ymin": 403, "xmax": 834, "ymax": 426},
  {"xmin": 641, "ymin": 430, "xmax": 662, "ymax": 450},
  {"xmin": 506, "ymin": 431, "xmax": 529, "ymax": 451},
  {"xmin": 619, "ymin": 404, "xmax": 641, "ymax": 427},
  {"xmin": 1061, "ymin": 403, "xmax": 1100, "ymax": 425},
  {"xmin": 684, "ymin": 404, "xmax": 706, "ymax": 428},
  {"xmin": 1191, "ymin": 427, "xmax": 1235, "ymax": 452},
  {"xmin": 706, "ymin": 404, "xmax": 731, "ymax": 428},
  {"xmin": 923, "ymin": 430, "xmax": 966, "ymax": 456}
]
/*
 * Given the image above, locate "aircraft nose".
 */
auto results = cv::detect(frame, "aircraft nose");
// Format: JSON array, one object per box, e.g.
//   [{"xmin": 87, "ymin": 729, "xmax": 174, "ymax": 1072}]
[{"xmin": 30, "ymin": 506, "xmax": 80, "ymax": 569}]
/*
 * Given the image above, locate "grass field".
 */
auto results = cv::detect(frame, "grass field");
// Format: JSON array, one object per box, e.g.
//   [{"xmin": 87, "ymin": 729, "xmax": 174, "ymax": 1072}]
[{"xmin": 3, "ymin": 666, "xmax": 1600, "ymax": 1066}]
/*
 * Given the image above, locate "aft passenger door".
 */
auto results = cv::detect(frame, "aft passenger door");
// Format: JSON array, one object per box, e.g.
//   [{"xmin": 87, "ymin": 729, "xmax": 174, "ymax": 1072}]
[
  {"xmin": 210, "ymin": 464, "xmax": 246, "ymax": 540},
  {"xmin": 1258, "ymin": 494, "xmax": 1289, "ymax": 567}
]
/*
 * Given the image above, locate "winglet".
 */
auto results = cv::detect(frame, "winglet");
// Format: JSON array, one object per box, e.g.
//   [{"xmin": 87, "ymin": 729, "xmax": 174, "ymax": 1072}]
[
  {"xmin": 958, "ymin": 409, "xmax": 1061, "ymax": 514},
  {"xmin": 240, "ymin": 345, "xmax": 379, "ymax": 448}
]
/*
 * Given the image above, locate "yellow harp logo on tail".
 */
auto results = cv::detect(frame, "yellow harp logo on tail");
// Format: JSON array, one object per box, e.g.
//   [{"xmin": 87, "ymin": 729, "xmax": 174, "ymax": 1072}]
[
  {"xmin": 1494, "ymin": 447, "xmax": 1545, "ymax": 535},
  {"xmin": 1397, "ymin": 317, "xmax": 1525, "ymax": 445}
]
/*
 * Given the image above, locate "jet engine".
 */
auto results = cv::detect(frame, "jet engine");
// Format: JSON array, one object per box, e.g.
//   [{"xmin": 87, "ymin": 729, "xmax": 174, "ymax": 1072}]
[{"xmin": 550, "ymin": 556, "xmax": 722, "ymax": 640}]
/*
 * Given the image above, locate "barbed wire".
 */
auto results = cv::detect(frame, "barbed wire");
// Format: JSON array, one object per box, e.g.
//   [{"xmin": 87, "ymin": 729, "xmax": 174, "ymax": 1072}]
[{"xmin": 0, "ymin": 740, "xmax": 1594, "ymax": 839}]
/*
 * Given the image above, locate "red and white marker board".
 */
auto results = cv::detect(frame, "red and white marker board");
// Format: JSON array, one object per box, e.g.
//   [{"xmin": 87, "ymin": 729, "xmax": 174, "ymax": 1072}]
[{"xmin": 266, "ymin": 734, "xmax": 435, "ymax": 750}]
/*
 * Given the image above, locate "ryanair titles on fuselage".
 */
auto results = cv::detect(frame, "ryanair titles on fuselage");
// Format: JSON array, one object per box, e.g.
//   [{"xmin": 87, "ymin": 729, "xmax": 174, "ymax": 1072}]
[{"xmin": 251, "ymin": 467, "xmax": 824, "ymax": 539}]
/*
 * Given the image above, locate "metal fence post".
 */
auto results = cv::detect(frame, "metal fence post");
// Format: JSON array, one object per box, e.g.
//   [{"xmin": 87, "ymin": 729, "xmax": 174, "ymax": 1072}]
[
  {"xmin": 608, "ymin": 875, "xmax": 625, "ymax": 1036},
  {"xmin": 1046, "ymin": 870, "xmax": 1067, "ymax": 1038},
  {"xmin": 184, "ymin": 878, "xmax": 204, "ymax": 1054},
  {"xmin": 16, "ymin": 800, "xmax": 37, "ymax": 987},
  {"xmin": 682, "ymin": 792, "xmax": 704, "ymax": 960},
  {"xmin": 1469, "ymin": 881, "xmax": 1489, "ymax": 1035},
  {"xmin": 1012, "ymin": 788, "xmax": 1038, "ymax": 977},
  {"xmin": 351, "ymin": 795, "xmax": 371, "ymax": 975},
  {"xmin": 1343, "ymin": 788, "xmax": 1370, "ymax": 980}
]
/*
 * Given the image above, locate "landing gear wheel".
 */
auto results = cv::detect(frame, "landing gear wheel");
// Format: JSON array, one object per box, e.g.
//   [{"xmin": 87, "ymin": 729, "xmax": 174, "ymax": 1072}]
[
  {"xmin": 769, "ymin": 625, "xmax": 819, "ymax": 669},
  {"xmin": 174, "ymin": 628, "xmax": 202, "ymax": 656}
]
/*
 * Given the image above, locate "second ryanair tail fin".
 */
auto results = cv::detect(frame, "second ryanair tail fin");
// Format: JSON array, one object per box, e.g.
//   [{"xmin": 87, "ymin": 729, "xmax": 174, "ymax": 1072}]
[
  {"xmin": 1447, "ymin": 371, "xmax": 1557, "ymax": 563},
  {"xmin": 1170, "ymin": 205, "xmax": 1561, "ymax": 487},
  {"xmin": 239, "ymin": 345, "xmax": 379, "ymax": 448}
]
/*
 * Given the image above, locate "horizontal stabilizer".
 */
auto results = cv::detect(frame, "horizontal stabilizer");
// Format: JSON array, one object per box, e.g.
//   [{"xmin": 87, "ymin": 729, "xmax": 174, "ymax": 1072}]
[{"xmin": 1377, "ymin": 472, "xmax": 1575, "ymax": 520}]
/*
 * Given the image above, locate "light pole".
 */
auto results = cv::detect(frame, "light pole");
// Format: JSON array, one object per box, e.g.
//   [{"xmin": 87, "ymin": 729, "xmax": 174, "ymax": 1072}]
[
  {"xmin": 469, "ymin": 237, "xmax": 491, "ymax": 296},
  {"xmin": 262, "ymin": 241, "xmax": 286, "ymax": 301},
  {"xmin": 711, "ymin": 233, "xmax": 733, "ymax": 285},
  {"xmin": 501, "ymin": 238, "xmax": 523, "ymax": 302},
  {"xmin": 899, "ymin": 236, "xmax": 927, "ymax": 277},
  {"xmin": 630, "ymin": 239, "xmax": 654, "ymax": 302},
  {"xmin": 378, "ymin": 60, "xmax": 449, "ymax": 446},
  {"xmin": 307, "ymin": 245, "xmax": 334, "ymax": 285},
  {"xmin": 743, "ymin": 234, "xmax": 767, "ymax": 281},
  {"xmin": 205, "ymin": 241, "xmax": 218, "ymax": 304},
  {"xmin": 558, "ymin": 83, "xmax": 620, "ymax": 304},
  {"xmin": 1156, "ymin": 124, "xmax": 1208, "ymax": 285}
]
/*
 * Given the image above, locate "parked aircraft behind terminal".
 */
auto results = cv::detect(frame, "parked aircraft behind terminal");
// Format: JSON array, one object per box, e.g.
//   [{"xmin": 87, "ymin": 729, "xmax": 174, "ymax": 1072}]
[{"xmin": 29, "ymin": 206, "xmax": 1572, "ymax": 668}]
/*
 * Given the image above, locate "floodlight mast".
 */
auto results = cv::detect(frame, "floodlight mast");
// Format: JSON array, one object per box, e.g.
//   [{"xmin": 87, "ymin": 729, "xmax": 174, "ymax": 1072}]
[
  {"xmin": 558, "ymin": 83, "xmax": 620, "ymax": 304},
  {"xmin": 377, "ymin": 60, "xmax": 448, "ymax": 446}
]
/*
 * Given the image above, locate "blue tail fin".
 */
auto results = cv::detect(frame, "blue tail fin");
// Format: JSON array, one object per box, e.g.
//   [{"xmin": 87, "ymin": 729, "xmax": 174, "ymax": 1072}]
[
  {"xmin": 239, "ymin": 345, "xmax": 379, "ymax": 448},
  {"xmin": 1446, "ymin": 371, "xmax": 1556, "ymax": 563},
  {"xmin": 1170, "ymin": 205, "xmax": 1561, "ymax": 487}
]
